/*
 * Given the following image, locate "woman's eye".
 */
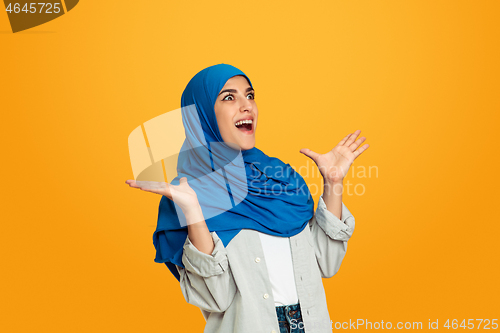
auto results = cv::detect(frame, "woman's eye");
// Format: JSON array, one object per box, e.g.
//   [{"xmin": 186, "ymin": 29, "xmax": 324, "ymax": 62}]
[{"xmin": 222, "ymin": 92, "xmax": 254, "ymax": 101}]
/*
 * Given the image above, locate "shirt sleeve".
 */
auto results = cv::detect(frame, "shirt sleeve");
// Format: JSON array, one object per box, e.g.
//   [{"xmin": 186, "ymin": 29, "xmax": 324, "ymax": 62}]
[
  {"xmin": 308, "ymin": 194, "xmax": 356, "ymax": 278},
  {"xmin": 314, "ymin": 194, "xmax": 355, "ymax": 242},
  {"xmin": 177, "ymin": 231, "xmax": 237, "ymax": 313},
  {"xmin": 181, "ymin": 231, "xmax": 229, "ymax": 277}
]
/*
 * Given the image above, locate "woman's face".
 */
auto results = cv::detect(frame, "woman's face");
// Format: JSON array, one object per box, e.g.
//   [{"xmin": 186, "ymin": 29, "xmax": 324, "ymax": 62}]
[{"xmin": 214, "ymin": 75, "xmax": 258, "ymax": 150}]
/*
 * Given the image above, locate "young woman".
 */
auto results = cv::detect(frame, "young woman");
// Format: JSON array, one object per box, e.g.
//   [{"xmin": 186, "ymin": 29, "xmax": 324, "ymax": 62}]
[{"xmin": 126, "ymin": 64, "xmax": 369, "ymax": 333}]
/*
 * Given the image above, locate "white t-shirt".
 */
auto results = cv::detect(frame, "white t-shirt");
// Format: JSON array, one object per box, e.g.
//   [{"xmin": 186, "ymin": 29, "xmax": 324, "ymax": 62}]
[{"xmin": 257, "ymin": 231, "xmax": 299, "ymax": 306}]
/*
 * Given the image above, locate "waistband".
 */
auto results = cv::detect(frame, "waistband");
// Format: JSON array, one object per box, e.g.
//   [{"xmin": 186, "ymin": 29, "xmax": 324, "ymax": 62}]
[{"xmin": 275, "ymin": 302, "xmax": 301, "ymax": 311}]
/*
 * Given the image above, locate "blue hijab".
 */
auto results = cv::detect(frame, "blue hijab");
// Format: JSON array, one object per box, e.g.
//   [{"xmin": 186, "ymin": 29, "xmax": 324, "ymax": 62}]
[{"xmin": 153, "ymin": 64, "xmax": 314, "ymax": 281}]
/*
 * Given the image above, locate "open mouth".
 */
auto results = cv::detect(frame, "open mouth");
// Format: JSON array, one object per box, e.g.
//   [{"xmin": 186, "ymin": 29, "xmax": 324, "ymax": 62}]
[{"xmin": 235, "ymin": 119, "xmax": 254, "ymax": 134}]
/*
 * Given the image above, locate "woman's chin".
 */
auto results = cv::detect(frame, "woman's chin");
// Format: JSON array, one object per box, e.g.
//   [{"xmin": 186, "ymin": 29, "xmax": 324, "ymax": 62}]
[
  {"xmin": 239, "ymin": 141, "xmax": 255, "ymax": 151},
  {"xmin": 224, "ymin": 137, "xmax": 255, "ymax": 151}
]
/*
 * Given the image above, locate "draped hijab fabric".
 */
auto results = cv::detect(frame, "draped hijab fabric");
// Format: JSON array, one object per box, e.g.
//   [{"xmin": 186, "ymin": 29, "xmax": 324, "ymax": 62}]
[{"xmin": 153, "ymin": 64, "xmax": 314, "ymax": 281}]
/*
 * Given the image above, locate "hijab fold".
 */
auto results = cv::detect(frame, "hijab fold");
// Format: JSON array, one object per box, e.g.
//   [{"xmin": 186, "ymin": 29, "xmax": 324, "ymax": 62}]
[{"xmin": 153, "ymin": 64, "xmax": 314, "ymax": 281}]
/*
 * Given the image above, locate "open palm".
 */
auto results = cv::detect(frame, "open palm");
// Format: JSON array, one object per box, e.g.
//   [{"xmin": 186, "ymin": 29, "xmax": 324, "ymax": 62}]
[
  {"xmin": 125, "ymin": 177, "xmax": 199, "ymax": 212},
  {"xmin": 300, "ymin": 130, "xmax": 369, "ymax": 183}
]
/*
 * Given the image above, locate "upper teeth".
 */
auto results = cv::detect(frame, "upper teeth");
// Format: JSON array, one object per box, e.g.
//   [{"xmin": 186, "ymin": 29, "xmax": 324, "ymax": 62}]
[{"xmin": 235, "ymin": 120, "xmax": 253, "ymax": 126}]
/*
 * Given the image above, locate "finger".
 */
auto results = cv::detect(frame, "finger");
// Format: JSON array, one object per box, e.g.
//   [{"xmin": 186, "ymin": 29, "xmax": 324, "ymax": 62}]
[
  {"xmin": 125, "ymin": 180, "xmax": 142, "ymax": 189},
  {"xmin": 299, "ymin": 148, "xmax": 320, "ymax": 162},
  {"xmin": 353, "ymin": 144, "xmax": 370, "ymax": 159},
  {"xmin": 127, "ymin": 179, "xmax": 172, "ymax": 198},
  {"xmin": 345, "ymin": 130, "xmax": 361, "ymax": 147},
  {"xmin": 127, "ymin": 179, "xmax": 159, "ymax": 191},
  {"xmin": 140, "ymin": 187, "xmax": 164, "ymax": 195},
  {"xmin": 348, "ymin": 136, "xmax": 367, "ymax": 152},
  {"xmin": 335, "ymin": 134, "xmax": 351, "ymax": 149}
]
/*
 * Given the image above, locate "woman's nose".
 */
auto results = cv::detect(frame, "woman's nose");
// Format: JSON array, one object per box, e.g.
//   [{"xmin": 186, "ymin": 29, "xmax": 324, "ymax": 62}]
[{"xmin": 239, "ymin": 98, "xmax": 253, "ymax": 112}]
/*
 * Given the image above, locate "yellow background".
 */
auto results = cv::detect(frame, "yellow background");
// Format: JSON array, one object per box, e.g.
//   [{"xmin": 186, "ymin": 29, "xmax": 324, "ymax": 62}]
[{"xmin": 1, "ymin": 1, "xmax": 499, "ymax": 332}]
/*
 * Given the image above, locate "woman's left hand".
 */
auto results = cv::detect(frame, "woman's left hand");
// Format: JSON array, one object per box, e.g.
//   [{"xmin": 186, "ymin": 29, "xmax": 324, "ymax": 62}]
[{"xmin": 300, "ymin": 130, "xmax": 369, "ymax": 184}]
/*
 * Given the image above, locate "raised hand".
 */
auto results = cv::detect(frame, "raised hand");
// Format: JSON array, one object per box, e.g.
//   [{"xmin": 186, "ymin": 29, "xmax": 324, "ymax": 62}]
[
  {"xmin": 125, "ymin": 178, "xmax": 200, "ymax": 213},
  {"xmin": 300, "ymin": 130, "xmax": 369, "ymax": 183}
]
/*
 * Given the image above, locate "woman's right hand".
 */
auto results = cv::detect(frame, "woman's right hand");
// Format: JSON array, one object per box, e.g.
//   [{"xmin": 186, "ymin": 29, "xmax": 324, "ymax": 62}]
[{"xmin": 125, "ymin": 178, "xmax": 200, "ymax": 213}]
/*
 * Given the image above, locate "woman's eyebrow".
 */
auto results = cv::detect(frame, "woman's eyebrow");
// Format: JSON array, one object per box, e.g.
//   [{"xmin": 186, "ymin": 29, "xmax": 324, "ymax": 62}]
[{"xmin": 218, "ymin": 87, "xmax": 254, "ymax": 96}]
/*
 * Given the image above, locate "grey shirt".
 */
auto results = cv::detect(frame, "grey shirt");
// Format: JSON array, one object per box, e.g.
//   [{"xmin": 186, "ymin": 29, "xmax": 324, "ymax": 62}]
[{"xmin": 176, "ymin": 194, "xmax": 355, "ymax": 333}]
